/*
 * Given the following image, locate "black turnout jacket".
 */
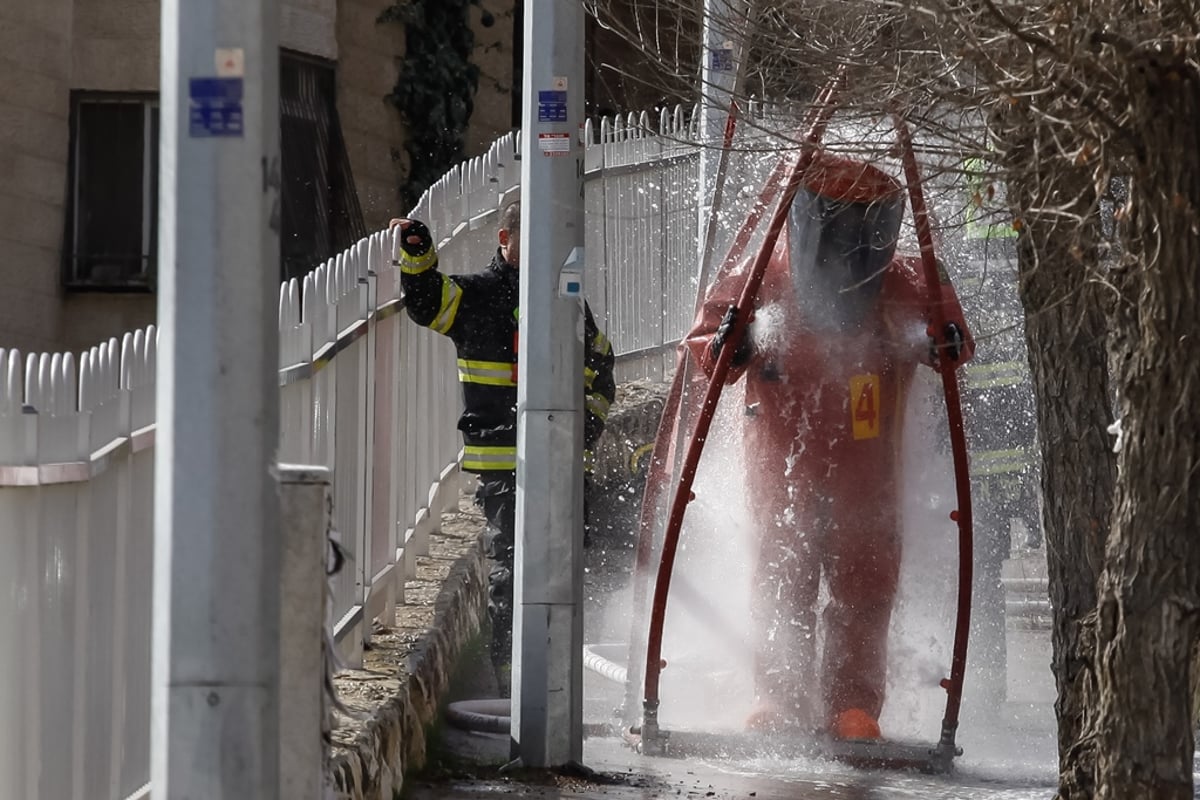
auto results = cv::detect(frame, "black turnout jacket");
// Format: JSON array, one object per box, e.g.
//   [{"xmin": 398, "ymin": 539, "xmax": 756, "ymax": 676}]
[{"xmin": 399, "ymin": 246, "xmax": 616, "ymax": 479}]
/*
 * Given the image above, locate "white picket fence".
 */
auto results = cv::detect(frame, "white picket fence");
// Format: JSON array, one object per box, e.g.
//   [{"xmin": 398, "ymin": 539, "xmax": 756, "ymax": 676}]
[{"xmin": 0, "ymin": 107, "xmax": 723, "ymax": 799}]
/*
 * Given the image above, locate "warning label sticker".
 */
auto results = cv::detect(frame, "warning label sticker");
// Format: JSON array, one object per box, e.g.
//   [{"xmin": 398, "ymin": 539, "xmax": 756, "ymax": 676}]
[{"xmin": 538, "ymin": 133, "xmax": 571, "ymax": 157}]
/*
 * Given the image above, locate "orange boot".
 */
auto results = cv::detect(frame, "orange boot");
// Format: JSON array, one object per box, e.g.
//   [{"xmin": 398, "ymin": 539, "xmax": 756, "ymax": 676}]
[{"xmin": 831, "ymin": 708, "xmax": 882, "ymax": 741}]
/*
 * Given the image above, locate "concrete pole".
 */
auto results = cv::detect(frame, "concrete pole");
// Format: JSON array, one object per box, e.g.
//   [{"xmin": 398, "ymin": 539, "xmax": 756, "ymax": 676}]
[
  {"xmin": 513, "ymin": 0, "xmax": 586, "ymax": 768},
  {"xmin": 153, "ymin": 0, "xmax": 282, "ymax": 796},
  {"xmin": 695, "ymin": 0, "xmax": 746, "ymax": 288}
]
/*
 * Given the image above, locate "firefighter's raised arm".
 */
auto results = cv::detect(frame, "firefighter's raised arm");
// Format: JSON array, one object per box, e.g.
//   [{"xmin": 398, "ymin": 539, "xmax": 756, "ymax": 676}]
[{"xmin": 391, "ymin": 218, "xmax": 463, "ymax": 336}]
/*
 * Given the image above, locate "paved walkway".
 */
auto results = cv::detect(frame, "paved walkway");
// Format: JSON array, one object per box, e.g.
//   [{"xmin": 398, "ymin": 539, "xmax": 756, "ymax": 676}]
[
  {"xmin": 404, "ymin": 495, "xmax": 1065, "ymax": 799},
  {"xmin": 406, "ymin": 728, "xmax": 1060, "ymax": 799}
]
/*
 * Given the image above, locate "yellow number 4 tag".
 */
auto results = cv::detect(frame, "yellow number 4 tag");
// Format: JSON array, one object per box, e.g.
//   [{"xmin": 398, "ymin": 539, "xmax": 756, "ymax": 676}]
[{"xmin": 850, "ymin": 373, "xmax": 881, "ymax": 440}]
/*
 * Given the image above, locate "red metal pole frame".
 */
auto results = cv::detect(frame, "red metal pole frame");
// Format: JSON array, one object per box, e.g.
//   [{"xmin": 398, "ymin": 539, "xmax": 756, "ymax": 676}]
[
  {"xmin": 640, "ymin": 76, "xmax": 843, "ymax": 723},
  {"xmin": 891, "ymin": 111, "xmax": 975, "ymax": 753},
  {"xmin": 623, "ymin": 96, "xmax": 789, "ymax": 726}
]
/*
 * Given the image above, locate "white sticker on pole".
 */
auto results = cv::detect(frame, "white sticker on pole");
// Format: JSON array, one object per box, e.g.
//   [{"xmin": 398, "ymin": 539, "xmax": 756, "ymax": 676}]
[
  {"xmin": 538, "ymin": 133, "xmax": 571, "ymax": 157},
  {"xmin": 559, "ymin": 247, "xmax": 585, "ymax": 300},
  {"xmin": 215, "ymin": 48, "xmax": 245, "ymax": 77}
]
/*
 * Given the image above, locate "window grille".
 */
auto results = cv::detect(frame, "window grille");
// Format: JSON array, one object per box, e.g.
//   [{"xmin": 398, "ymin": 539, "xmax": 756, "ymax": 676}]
[
  {"xmin": 63, "ymin": 55, "xmax": 367, "ymax": 290},
  {"xmin": 64, "ymin": 93, "xmax": 159, "ymax": 290},
  {"xmin": 280, "ymin": 52, "xmax": 366, "ymax": 283}
]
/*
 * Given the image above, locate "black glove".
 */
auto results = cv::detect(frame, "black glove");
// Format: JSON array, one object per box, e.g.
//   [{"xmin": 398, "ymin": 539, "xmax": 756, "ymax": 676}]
[
  {"xmin": 936, "ymin": 323, "xmax": 964, "ymax": 364},
  {"xmin": 731, "ymin": 336, "xmax": 753, "ymax": 367},
  {"xmin": 943, "ymin": 321, "xmax": 966, "ymax": 361},
  {"xmin": 711, "ymin": 305, "xmax": 755, "ymax": 367},
  {"xmin": 393, "ymin": 219, "xmax": 434, "ymax": 261},
  {"xmin": 710, "ymin": 305, "xmax": 740, "ymax": 360}
]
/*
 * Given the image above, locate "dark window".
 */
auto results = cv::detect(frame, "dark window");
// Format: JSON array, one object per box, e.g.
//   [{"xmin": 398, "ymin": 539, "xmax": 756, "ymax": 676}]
[
  {"xmin": 279, "ymin": 52, "xmax": 366, "ymax": 283},
  {"xmin": 65, "ymin": 94, "xmax": 159, "ymax": 291},
  {"xmin": 64, "ymin": 55, "xmax": 366, "ymax": 291}
]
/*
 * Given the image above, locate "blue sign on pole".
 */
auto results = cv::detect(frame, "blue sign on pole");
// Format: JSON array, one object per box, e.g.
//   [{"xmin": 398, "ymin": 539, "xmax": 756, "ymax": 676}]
[
  {"xmin": 189, "ymin": 77, "xmax": 244, "ymax": 137},
  {"xmin": 710, "ymin": 47, "xmax": 734, "ymax": 72},
  {"xmin": 537, "ymin": 90, "xmax": 568, "ymax": 123}
]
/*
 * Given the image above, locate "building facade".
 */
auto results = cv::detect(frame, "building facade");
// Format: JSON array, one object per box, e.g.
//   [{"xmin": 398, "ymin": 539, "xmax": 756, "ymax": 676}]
[{"xmin": 0, "ymin": 0, "xmax": 520, "ymax": 355}]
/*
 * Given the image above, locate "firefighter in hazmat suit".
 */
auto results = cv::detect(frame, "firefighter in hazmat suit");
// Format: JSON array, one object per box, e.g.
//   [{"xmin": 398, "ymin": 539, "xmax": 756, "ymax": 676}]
[{"xmin": 685, "ymin": 151, "xmax": 974, "ymax": 741}]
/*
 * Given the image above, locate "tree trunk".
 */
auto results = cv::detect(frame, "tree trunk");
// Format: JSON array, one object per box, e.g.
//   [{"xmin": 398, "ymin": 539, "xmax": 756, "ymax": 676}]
[
  {"xmin": 1002, "ymin": 118, "xmax": 1117, "ymax": 800},
  {"xmin": 1093, "ymin": 65, "xmax": 1200, "ymax": 800}
]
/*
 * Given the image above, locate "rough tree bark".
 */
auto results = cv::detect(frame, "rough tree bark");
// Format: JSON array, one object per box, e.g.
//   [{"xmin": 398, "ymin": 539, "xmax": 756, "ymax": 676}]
[
  {"xmin": 1093, "ymin": 63, "xmax": 1200, "ymax": 800},
  {"xmin": 1002, "ymin": 117, "xmax": 1117, "ymax": 800}
]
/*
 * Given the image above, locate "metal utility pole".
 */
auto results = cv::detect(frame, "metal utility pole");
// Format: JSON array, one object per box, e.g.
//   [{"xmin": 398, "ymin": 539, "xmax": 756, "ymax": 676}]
[
  {"xmin": 153, "ymin": 1, "xmax": 282, "ymax": 797},
  {"xmin": 696, "ymin": 0, "xmax": 747, "ymax": 291},
  {"xmin": 513, "ymin": 0, "xmax": 587, "ymax": 769}
]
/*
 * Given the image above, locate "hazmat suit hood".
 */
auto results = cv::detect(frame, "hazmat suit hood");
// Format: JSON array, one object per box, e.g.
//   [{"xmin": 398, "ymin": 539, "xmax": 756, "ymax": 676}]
[{"xmin": 788, "ymin": 153, "xmax": 904, "ymax": 331}]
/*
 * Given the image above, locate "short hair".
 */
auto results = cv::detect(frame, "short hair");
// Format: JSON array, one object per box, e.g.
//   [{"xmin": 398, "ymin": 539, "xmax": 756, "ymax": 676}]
[{"xmin": 500, "ymin": 200, "xmax": 520, "ymax": 234}]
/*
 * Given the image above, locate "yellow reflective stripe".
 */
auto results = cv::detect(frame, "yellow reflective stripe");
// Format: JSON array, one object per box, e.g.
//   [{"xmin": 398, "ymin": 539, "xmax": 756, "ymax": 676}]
[
  {"xmin": 456, "ymin": 358, "xmax": 516, "ymax": 386},
  {"xmin": 397, "ymin": 249, "xmax": 437, "ymax": 274},
  {"xmin": 969, "ymin": 360, "xmax": 1026, "ymax": 374},
  {"xmin": 584, "ymin": 366, "xmax": 596, "ymax": 390},
  {"xmin": 583, "ymin": 449, "xmax": 595, "ymax": 473},
  {"xmin": 966, "ymin": 361, "xmax": 1027, "ymax": 389},
  {"xmin": 592, "ymin": 331, "xmax": 612, "ymax": 356},
  {"xmin": 966, "ymin": 220, "xmax": 1019, "ymax": 240},
  {"xmin": 586, "ymin": 393, "xmax": 610, "ymax": 420},
  {"xmin": 430, "ymin": 278, "xmax": 463, "ymax": 334},
  {"xmin": 629, "ymin": 442, "xmax": 655, "ymax": 475},
  {"xmin": 970, "ymin": 374, "xmax": 1024, "ymax": 389},
  {"xmin": 463, "ymin": 445, "xmax": 517, "ymax": 472},
  {"xmin": 972, "ymin": 448, "xmax": 1029, "ymax": 476}
]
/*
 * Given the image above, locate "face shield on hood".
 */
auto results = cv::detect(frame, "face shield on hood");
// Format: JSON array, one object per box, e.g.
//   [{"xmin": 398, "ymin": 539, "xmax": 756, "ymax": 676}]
[{"xmin": 788, "ymin": 155, "xmax": 904, "ymax": 331}]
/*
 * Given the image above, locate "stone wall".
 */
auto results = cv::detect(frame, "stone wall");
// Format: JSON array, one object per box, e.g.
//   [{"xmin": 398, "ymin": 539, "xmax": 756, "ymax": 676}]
[
  {"xmin": 465, "ymin": 0, "xmax": 517, "ymax": 156},
  {"xmin": 326, "ymin": 380, "xmax": 668, "ymax": 798},
  {"xmin": 0, "ymin": 0, "xmax": 74, "ymax": 354},
  {"xmin": 335, "ymin": 0, "xmax": 405, "ymax": 229},
  {"xmin": 328, "ymin": 491, "xmax": 489, "ymax": 800}
]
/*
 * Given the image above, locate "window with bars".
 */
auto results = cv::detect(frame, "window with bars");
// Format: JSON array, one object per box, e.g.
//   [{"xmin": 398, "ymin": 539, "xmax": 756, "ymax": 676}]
[
  {"xmin": 64, "ymin": 93, "xmax": 159, "ymax": 290},
  {"xmin": 279, "ymin": 53, "xmax": 366, "ymax": 283},
  {"xmin": 63, "ymin": 53, "xmax": 366, "ymax": 291}
]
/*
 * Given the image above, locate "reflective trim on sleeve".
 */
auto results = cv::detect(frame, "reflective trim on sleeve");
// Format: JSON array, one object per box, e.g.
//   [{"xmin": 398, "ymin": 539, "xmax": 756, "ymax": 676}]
[
  {"xmin": 965, "ymin": 360, "xmax": 1028, "ymax": 390},
  {"xmin": 584, "ymin": 366, "xmax": 597, "ymax": 390},
  {"xmin": 397, "ymin": 249, "xmax": 438, "ymax": 274},
  {"xmin": 429, "ymin": 278, "xmax": 464, "ymax": 334},
  {"xmin": 592, "ymin": 331, "xmax": 612, "ymax": 356},
  {"xmin": 586, "ymin": 393, "xmax": 610, "ymax": 421},
  {"xmin": 972, "ymin": 447, "xmax": 1030, "ymax": 476},
  {"xmin": 463, "ymin": 445, "xmax": 517, "ymax": 472},
  {"xmin": 457, "ymin": 358, "xmax": 517, "ymax": 387}
]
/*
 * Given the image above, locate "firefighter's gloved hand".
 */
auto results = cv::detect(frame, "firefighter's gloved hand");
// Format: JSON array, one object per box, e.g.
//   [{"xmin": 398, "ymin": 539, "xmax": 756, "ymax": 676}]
[
  {"xmin": 929, "ymin": 321, "xmax": 966, "ymax": 363},
  {"xmin": 943, "ymin": 322, "xmax": 966, "ymax": 361},
  {"xmin": 731, "ymin": 336, "xmax": 754, "ymax": 367},
  {"xmin": 711, "ymin": 305, "xmax": 753, "ymax": 365},
  {"xmin": 389, "ymin": 218, "xmax": 435, "ymax": 263},
  {"xmin": 710, "ymin": 305, "xmax": 738, "ymax": 360}
]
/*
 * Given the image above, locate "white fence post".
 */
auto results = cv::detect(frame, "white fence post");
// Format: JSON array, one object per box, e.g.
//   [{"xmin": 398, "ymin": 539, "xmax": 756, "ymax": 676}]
[
  {"xmin": 277, "ymin": 464, "xmax": 331, "ymax": 800},
  {"xmin": 0, "ymin": 348, "xmax": 39, "ymax": 800}
]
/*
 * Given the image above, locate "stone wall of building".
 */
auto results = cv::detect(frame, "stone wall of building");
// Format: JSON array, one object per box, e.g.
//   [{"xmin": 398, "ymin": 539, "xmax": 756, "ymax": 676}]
[
  {"xmin": 465, "ymin": 0, "xmax": 517, "ymax": 157},
  {"xmin": 335, "ymin": 0, "xmax": 405, "ymax": 229},
  {"xmin": 0, "ymin": 0, "xmax": 74, "ymax": 354}
]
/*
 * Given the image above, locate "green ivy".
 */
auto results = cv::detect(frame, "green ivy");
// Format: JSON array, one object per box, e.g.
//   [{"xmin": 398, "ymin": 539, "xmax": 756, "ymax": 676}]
[{"xmin": 380, "ymin": 0, "xmax": 483, "ymax": 211}]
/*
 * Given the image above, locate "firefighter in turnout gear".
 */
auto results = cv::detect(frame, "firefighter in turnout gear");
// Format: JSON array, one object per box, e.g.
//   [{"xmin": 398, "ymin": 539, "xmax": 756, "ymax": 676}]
[
  {"xmin": 391, "ymin": 201, "xmax": 616, "ymax": 697},
  {"xmin": 957, "ymin": 161, "xmax": 1041, "ymax": 712},
  {"xmin": 685, "ymin": 152, "xmax": 974, "ymax": 741}
]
